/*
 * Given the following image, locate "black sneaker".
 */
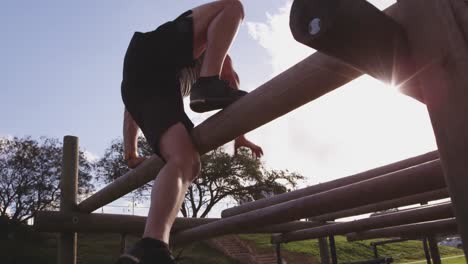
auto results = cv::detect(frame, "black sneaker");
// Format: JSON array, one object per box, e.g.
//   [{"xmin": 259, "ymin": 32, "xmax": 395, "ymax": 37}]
[
  {"xmin": 116, "ymin": 239, "xmax": 176, "ymax": 264},
  {"xmin": 190, "ymin": 78, "xmax": 248, "ymax": 113}
]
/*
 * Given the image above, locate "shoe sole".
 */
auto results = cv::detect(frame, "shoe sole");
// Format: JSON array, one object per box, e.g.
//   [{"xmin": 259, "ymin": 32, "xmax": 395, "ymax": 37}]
[{"xmin": 190, "ymin": 98, "xmax": 237, "ymax": 113}]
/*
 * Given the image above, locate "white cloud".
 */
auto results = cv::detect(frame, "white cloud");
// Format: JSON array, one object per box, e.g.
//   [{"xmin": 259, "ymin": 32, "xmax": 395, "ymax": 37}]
[
  {"xmin": 83, "ymin": 150, "xmax": 100, "ymax": 162},
  {"xmin": 247, "ymin": 1, "xmax": 311, "ymax": 77},
  {"xmin": 244, "ymin": 0, "xmax": 436, "ymax": 186}
]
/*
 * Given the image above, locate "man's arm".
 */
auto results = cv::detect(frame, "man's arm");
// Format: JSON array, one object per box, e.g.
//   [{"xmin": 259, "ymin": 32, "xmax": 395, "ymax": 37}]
[
  {"xmin": 123, "ymin": 109, "xmax": 146, "ymax": 168},
  {"xmin": 221, "ymin": 55, "xmax": 264, "ymax": 158}
]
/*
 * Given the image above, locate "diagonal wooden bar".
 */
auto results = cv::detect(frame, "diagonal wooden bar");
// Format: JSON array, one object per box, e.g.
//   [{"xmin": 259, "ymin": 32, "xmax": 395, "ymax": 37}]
[
  {"xmin": 77, "ymin": 47, "xmax": 362, "ymax": 214},
  {"xmin": 34, "ymin": 211, "xmax": 326, "ymax": 235},
  {"xmin": 222, "ymin": 151, "xmax": 438, "ymax": 218},
  {"xmin": 76, "ymin": 4, "xmax": 406, "ymax": 216},
  {"xmin": 310, "ymin": 188, "xmax": 448, "ymax": 221},
  {"xmin": 346, "ymin": 218, "xmax": 459, "ymax": 242},
  {"xmin": 78, "ymin": 155, "xmax": 164, "ymax": 213},
  {"xmin": 271, "ymin": 202, "xmax": 454, "ymax": 243},
  {"xmin": 172, "ymin": 160, "xmax": 446, "ymax": 245}
]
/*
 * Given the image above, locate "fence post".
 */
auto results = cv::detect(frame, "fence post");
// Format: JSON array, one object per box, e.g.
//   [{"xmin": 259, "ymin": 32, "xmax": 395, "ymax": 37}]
[
  {"xmin": 58, "ymin": 136, "xmax": 79, "ymax": 264},
  {"xmin": 422, "ymin": 238, "xmax": 432, "ymax": 264},
  {"xmin": 120, "ymin": 234, "xmax": 127, "ymax": 254},
  {"xmin": 372, "ymin": 243, "xmax": 379, "ymax": 259},
  {"xmin": 329, "ymin": 235, "xmax": 338, "ymax": 264},
  {"xmin": 275, "ymin": 243, "xmax": 282, "ymax": 264},
  {"xmin": 428, "ymin": 236, "xmax": 441, "ymax": 264},
  {"xmin": 318, "ymin": 237, "xmax": 330, "ymax": 264}
]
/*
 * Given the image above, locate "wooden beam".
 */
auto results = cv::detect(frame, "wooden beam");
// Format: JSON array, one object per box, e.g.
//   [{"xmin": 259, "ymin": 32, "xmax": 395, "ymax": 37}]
[
  {"xmin": 222, "ymin": 151, "xmax": 438, "ymax": 218},
  {"xmin": 272, "ymin": 203, "xmax": 453, "ymax": 243},
  {"xmin": 77, "ymin": 49, "xmax": 363, "ymax": 214},
  {"xmin": 310, "ymin": 188, "xmax": 448, "ymax": 221},
  {"xmin": 58, "ymin": 136, "xmax": 79, "ymax": 264},
  {"xmin": 191, "ymin": 53, "xmax": 361, "ymax": 155},
  {"xmin": 289, "ymin": 0, "xmax": 408, "ymax": 85},
  {"xmin": 35, "ymin": 211, "xmax": 217, "ymax": 234},
  {"xmin": 395, "ymin": 0, "xmax": 468, "ymax": 257},
  {"xmin": 172, "ymin": 160, "xmax": 445, "ymax": 245},
  {"xmin": 370, "ymin": 238, "xmax": 409, "ymax": 247},
  {"xmin": 34, "ymin": 211, "xmax": 325, "ymax": 235},
  {"xmin": 78, "ymin": 155, "xmax": 164, "ymax": 213},
  {"xmin": 76, "ymin": 4, "xmax": 407, "ymax": 217},
  {"xmin": 346, "ymin": 218, "xmax": 458, "ymax": 241}
]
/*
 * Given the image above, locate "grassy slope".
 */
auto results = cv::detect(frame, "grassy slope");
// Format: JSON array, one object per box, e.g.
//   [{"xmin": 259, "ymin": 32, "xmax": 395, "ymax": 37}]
[
  {"xmin": 239, "ymin": 234, "xmax": 465, "ymax": 263},
  {"xmin": 0, "ymin": 232, "xmax": 238, "ymax": 264},
  {"xmin": 1, "ymin": 229, "xmax": 464, "ymax": 264}
]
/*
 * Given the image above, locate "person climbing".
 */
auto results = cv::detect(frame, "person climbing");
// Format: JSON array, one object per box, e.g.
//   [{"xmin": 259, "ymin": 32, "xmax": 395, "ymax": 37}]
[{"xmin": 117, "ymin": 1, "xmax": 264, "ymax": 263}]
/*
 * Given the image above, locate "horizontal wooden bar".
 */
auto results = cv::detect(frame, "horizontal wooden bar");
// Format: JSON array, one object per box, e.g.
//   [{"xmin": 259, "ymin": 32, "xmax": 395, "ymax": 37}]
[
  {"xmin": 172, "ymin": 160, "xmax": 446, "ymax": 245},
  {"xmin": 370, "ymin": 238, "xmax": 409, "ymax": 246},
  {"xmin": 346, "ymin": 218, "xmax": 459, "ymax": 241},
  {"xmin": 34, "ymin": 211, "xmax": 326, "ymax": 235},
  {"xmin": 310, "ymin": 188, "xmax": 448, "ymax": 221},
  {"xmin": 272, "ymin": 202, "xmax": 454, "ymax": 243},
  {"xmin": 222, "ymin": 151, "xmax": 438, "ymax": 218},
  {"xmin": 34, "ymin": 211, "xmax": 217, "ymax": 234}
]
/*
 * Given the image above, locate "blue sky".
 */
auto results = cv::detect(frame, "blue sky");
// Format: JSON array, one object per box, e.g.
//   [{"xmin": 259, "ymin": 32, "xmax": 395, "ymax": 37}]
[
  {"xmin": 2, "ymin": 0, "xmax": 439, "ymax": 216},
  {"xmin": 1, "ymin": 0, "xmax": 283, "ymax": 155}
]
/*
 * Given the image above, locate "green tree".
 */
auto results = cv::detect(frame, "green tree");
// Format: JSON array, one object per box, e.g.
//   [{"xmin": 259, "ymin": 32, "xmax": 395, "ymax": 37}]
[
  {"xmin": 96, "ymin": 137, "xmax": 304, "ymax": 217},
  {"xmin": 0, "ymin": 136, "xmax": 94, "ymax": 224}
]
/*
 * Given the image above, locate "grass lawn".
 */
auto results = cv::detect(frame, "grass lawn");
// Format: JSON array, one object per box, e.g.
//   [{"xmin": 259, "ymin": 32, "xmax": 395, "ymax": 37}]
[
  {"xmin": 442, "ymin": 256, "xmax": 466, "ymax": 264},
  {"xmin": 0, "ymin": 230, "xmax": 238, "ymax": 264},
  {"xmin": 1, "ymin": 227, "xmax": 464, "ymax": 264},
  {"xmin": 239, "ymin": 234, "xmax": 465, "ymax": 263}
]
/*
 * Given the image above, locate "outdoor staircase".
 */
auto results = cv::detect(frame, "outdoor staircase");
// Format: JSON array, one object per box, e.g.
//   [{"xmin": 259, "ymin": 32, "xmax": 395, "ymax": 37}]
[{"xmin": 208, "ymin": 235, "xmax": 279, "ymax": 264}]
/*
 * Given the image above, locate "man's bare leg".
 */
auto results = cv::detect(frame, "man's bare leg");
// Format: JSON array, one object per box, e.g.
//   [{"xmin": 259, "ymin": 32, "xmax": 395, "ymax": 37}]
[
  {"xmin": 191, "ymin": 0, "xmax": 245, "ymax": 76},
  {"xmin": 143, "ymin": 123, "xmax": 200, "ymax": 243}
]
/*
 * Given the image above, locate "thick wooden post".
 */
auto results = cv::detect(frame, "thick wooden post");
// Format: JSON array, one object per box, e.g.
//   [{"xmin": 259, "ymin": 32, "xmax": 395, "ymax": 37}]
[
  {"xmin": 372, "ymin": 244, "xmax": 379, "ymax": 259},
  {"xmin": 329, "ymin": 236, "xmax": 338, "ymax": 264},
  {"xmin": 120, "ymin": 234, "xmax": 127, "ymax": 254},
  {"xmin": 428, "ymin": 236, "xmax": 441, "ymax": 264},
  {"xmin": 275, "ymin": 243, "xmax": 282, "ymax": 264},
  {"xmin": 422, "ymin": 238, "xmax": 432, "ymax": 264},
  {"xmin": 396, "ymin": 0, "xmax": 468, "ymax": 257},
  {"xmin": 318, "ymin": 237, "xmax": 330, "ymax": 264},
  {"xmin": 58, "ymin": 136, "xmax": 79, "ymax": 264}
]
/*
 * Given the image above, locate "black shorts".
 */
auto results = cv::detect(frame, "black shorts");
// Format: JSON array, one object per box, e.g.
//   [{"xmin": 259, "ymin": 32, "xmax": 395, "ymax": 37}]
[{"xmin": 121, "ymin": 10, "xmax": 195, "ymax": 157}]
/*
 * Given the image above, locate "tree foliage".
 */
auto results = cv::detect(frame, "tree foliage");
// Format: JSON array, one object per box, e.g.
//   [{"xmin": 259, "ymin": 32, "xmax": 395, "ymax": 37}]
[
  {"xmin": 0, "ymin": 136, "xmax": 94, "ymax": 223},
  {"xmin": 96, "ymin": 137, "xmax": 304, "ymax": 217}
]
